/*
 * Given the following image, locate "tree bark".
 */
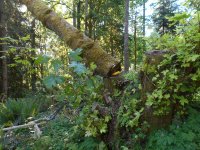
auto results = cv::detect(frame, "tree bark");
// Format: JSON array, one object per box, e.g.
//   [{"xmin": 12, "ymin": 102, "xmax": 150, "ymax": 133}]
[
  {"xmin": 88, "ymin": 2, "xmax": 93, "ymax": 38},
  {"xmin": 0, "ymin": 0, "xmax": 8, "ymax": 97},
  {"xmin": 72, "ymin": 0, "xmax": 77, "ymax": 28},
  {"xmin": 143, "ymin": 0, "xmax": 146, "ymax": 52},
  {"xmin": 31, "ymin": 18, "xmax": 37, "ymax": 91},
  {"xmin": 134, "ymin": 12, "xmax": 137, "ymax": 70},
  {"xmin": 141, "ymin": 50, "xmax": 173, "ymax": 131},
  {"xmin": 77, "ymin": 0, "xmax": 81, "ymax": 30},
  {"xmin": 124, "ymin": 0, "xmax": 130, "ymax": 72},
  {"xmin": 19, "ymin": 0, "xmax": 121, "ymax": 77},
  {"xmin": 84, "ymin": 0, "xmax": 89, "ymax": 35}
]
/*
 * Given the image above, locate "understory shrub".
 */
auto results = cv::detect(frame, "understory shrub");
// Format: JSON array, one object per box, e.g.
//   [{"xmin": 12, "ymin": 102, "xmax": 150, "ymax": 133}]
[{"xmin": 146, "ymin": 107, "xmax": 200, "ymax": 150}]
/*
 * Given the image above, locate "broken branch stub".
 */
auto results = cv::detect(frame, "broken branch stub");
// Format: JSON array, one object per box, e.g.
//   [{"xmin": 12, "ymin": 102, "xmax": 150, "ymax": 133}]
[{"xmin": 19, "ymin": 0, "xmax": 121, "ymax": 77}]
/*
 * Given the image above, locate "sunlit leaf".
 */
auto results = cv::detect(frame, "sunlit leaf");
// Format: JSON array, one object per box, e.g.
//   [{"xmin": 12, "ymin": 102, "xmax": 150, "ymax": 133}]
[{"xmin": 69, "ymin": 61, "xmax": 87, "ymax": 75}]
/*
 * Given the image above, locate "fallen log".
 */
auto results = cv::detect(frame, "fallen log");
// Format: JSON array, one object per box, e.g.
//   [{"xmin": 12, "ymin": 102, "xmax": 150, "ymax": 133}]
[{"xmin": 18, "ymin": 0, "xmax": 121, "ymax": 77}]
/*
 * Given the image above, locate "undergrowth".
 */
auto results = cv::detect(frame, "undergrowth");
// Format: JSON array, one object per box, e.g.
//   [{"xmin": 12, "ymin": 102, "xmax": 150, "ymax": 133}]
[{"xmin": 146, "ymin": 106, "xmax": 200, "ymax": 150}]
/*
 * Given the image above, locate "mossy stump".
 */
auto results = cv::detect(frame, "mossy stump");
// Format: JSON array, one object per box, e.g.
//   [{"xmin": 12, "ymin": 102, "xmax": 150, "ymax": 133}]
[{"xmin": 141, "ymin": 50, "xmax": 173, "ymax": 131}]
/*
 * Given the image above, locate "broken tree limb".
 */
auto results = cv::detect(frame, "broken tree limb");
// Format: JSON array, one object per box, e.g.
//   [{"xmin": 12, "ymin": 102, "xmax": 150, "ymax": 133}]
[
  {"xmin": 2, "ymin": 118, "xmax": 47, "ymax": 132},
  {"xmin": 2, "ymin": 102, "xmax": 65, "ymax": 132},
  {"xmin": 18, "ymin": 0, "xmax": 121, "ymax": 77}
]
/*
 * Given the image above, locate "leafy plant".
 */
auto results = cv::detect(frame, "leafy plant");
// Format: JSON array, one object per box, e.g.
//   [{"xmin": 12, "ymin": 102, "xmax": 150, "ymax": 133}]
[
  {"xmin": 32, "ymin": 116, "xmax": 107, "ymax": 150},
  {"xmin": 146, "ymin": 107, "xmax": 200, "ymax": 150},
  {"xmin": 0, "ymin": 98, "xmax": 40, "ymax": 126},
  {"xmin": 145, "ymin": 10, "xmax": 200, "ymax": 115},
  {"xmin": 118, "ymin": 71, "xmax": 143, "ymax": 128}
]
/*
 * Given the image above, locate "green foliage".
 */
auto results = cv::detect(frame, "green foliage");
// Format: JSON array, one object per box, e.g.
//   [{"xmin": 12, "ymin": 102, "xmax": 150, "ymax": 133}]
[
  {"xmin": 43, "ymin": 74, "xmax": 65, "ymax": 89},
  {"xmin": 35, "ymin": 54, "xmax": 65, "ymax": 89},
  {"xmin": 146, "ymin": 10, "xmax": 200, "ymax": 115},
  {"xmin": 69, "ymin": 61, "xmax": 87, "ymax": 75},
  {"xmin": 34, "ymin": 54, "xmax": 51, "ymax": 65},
  {"xmin": 69, "ymin": 48, "xmax": 83, "ymax": 61},
  {"xmin": 0, "ymin": 98, "xmax": 39, "ymax": 126},
  {"xmin": 118, "ymin": 71, "xmax": 143, "ymax": 128},
  {"xmin": 32, "ymin": 116, "xmax": 107, "ymax": 150},
  {"xmin": 152, "ymin": 0, "xmax": 178, "ymax": 35},
  {"xmin": 146, "ymin": 107, "xmax": 200, "ymax": 150},
  {"xmin": 65, "ymin": 49, "xmax": 110, "ymax": 137}
]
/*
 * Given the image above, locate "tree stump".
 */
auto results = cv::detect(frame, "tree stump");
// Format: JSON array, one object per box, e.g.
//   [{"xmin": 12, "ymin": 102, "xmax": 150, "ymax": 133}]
[{"xmin": 141, "ymin": 50, "xmax": 173, "ymax": 131}]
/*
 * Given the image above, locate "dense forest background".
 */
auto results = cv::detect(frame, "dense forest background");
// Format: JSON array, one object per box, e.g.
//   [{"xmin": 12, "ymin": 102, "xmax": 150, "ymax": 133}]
[{"xmin": 0, "ymin": 0, "xmax": 199, "ymax": 149}]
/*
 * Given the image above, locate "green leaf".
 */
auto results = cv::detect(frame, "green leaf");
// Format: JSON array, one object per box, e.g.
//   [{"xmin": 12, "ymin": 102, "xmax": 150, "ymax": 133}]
[
  {"xmin": 21, "ymin": 35, "xmax": 30, "ymax": 41},
  {"xmin": 99, "ymin": 124, "xmax": 107, "ymax": 133},
  {"xmin": 69, "ymin": 48, "xmax": 82, "ymax": 61},
  {"xmin": 43, "ymin": 75, "xmax": 64, "ymax": 89},
  {"xmin": 69, "ymin": 61, "xmax": 87, "ymax": 75},
  {"xmin": 179, "ymin": 96, "xmax": 188, "ymax": 106},
  {"xmin": 90, "ymin": 62, "xmax": 97, "ymax": 71},
  {"xmin": 35, "ymin": 55, "xmax": 50, "ymax": 65},
  {"xmin": 51, "ymin": 59, "xmax": 62, "ymax": 72}
]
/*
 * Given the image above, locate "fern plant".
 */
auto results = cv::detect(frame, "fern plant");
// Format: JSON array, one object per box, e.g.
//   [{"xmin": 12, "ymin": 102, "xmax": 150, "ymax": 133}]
[{"xmin": 0, "ymin": 98, "xmax": 39, "ymax": 126}]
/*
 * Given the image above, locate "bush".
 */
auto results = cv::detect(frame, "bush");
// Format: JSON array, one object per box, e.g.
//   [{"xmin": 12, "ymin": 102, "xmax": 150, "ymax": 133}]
[
  {"xmin": 32, "ymin": 116, "xmax": 107, "ymax": 150},
  {"xmin": 146, "ymin": 107, "xmax": 200, "ymax": 150}
]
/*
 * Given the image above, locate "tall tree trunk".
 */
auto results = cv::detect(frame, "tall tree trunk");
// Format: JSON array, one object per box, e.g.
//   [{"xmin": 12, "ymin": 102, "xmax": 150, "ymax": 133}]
[
  {"xmin": 31, "ymin": 19, "xmax": 37, "ymax": 91},
  {"xmin": 88, "ymin": 2, "xmax": 93, "ymax": 38},
  {"xmin": 134, "ymin": 12, "xmax": 137, "ymax": 70},
  {"xmin": 73, "ymin": 0, "xmax": 77, "ymax": 28},
  {"xmin": 77, "ymin": 0, "xmax": 81, "ymax": 30},
  {"xmin": 2, "ymin": 51, "xmax": 8, "ymax": 97},
  {"xmin": 18, "ymin": 0, "xmax": 121, "ymax": 77},
  {"xmin": 84, "ymin": 0, "xmax": 89, "ymax": 35},
  {"xmin": 143, "ymin": 0, "xmax": 146, "ymax": 52},
  {"xmin": 0, "ymin": 0, "xmax": 8, "ymax": 97},
  {"xmin": 124, "ymin": 0, "xmax": 130, "ymax": 72},
  {"xmin": 0, "ymin": 1, "xmax": 3, "ymax": 94}
]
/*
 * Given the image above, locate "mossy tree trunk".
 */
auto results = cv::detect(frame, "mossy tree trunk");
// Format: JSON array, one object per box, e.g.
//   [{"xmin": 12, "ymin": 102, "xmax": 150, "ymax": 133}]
[{"xmin": 19, "ymin": 0, "xmax": 121, "ymax": 77}]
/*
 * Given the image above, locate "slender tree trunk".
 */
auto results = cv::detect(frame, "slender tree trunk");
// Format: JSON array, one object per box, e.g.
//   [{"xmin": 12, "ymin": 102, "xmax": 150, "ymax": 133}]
[
  {"xmin": 40, "ymin": 41, "xmax": 44, "ymax": 79},
  {"xmin": 0, "ymin": 0, "xmax": 8, "ymax": 97},
  {"xmin": 197, "ymin": 11, "xmax": 200, "ymax": 53},
  {"xmin": 77, "ymin": 0, "xmax": 81, "ymax": 30},
  {"xmin": 110, "ymin": 33, "xmax": 114, "ymax": 56},
  {"xmin": 88, "ymin": 2, "xmax": 93, "ymax": 38},
  {"xmin": 2, "ymin": 52, "xmax": 8, "ymax": 97},
  {"xmin": 19, "ymin": 0, "xmax": 121, "ymax": 77},
  {"xmin": 124, "ymin": 0, "xmax": 130, "ymax": 72},
  {"xmin": 143, "ymin": 0, "xmax": 146, "ymax": 52},
  {"xmin": 31, "ymin": 19, "xmax": 37, "ymax": 91},
  {"xmin": 73, "ymin": 0, "xmax": 77, "ymax": 28},
  {"xmin": 84, "ymin": 0, "xmax": 89, "ymax": 35},
  {"xmin": 134, "ymin": 12, "xmax": 137, "ymax": 70},
  {"xmin": 0, "ymin": 1, "xmax": 3, "ymax": 94}
]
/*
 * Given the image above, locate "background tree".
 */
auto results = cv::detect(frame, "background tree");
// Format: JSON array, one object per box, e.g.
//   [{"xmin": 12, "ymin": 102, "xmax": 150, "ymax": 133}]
[
  {"xmin": 0, "ymin": 0, "xmax": 8, "ymax": 97},
  {"xmin": 143, "ymin": 0, "xmax": 146, "ymax": 52},
  {"xmin": 124, "ymin": 0, "xmax": 130, "ymax": 72},
  {"xmin": 152, "ymin": 0, "xmax": 178, "ymax": 35}
]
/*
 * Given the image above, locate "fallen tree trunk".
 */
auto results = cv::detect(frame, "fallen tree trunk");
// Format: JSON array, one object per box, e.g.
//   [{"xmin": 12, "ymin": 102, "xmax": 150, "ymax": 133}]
[{"xmin": 18, "ymin": 0, "xmax": 121, "ymax": 77}]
